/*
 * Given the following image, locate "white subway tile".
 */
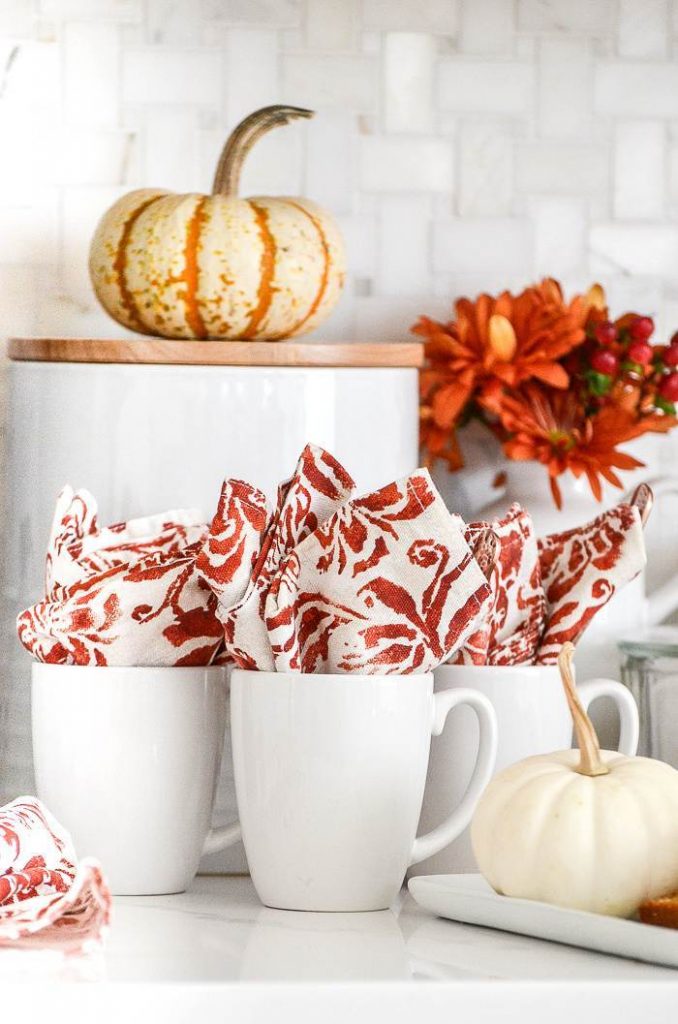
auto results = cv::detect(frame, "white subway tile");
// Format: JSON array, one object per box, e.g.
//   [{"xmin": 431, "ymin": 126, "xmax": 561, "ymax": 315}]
[
  {"xmin": 0, "ymin": 266, "xmax": 38, "ymax": 337},
  {"xmin": 238, "ymin": 121, "xmax": 305, "ymax": 196},
  {"xmin": 458, "ymin": 121, "xmax": 513, "ymax": 216},
  {"xmin": 336, "ymin": 214, "xmax": 377, "ymax": 278},
  {"xmin": 353, "ymin": 294, "xmax": 447, "ymax": 342},
  {"xmin": 305, "ymin": 112, "xmax": 356, "ymax": 214},
  {"xmin": 376, "ymin": 196, "xmax": 432, "ymax": 296},
  {"xmin": 518, "ymin": 0, "xmax": 615, "ymax": 34},
  {"xmin": 146, "ymin": 0, "xmax": 203, "ymax": 44},
  {"xmin": 56, "ymin": 129, "xmax": 139, "ymax": 186},
  {"xmin": 669, "ymin": 143, "xmax": 678, "ymax": 208},
  {"xmin": 439, "ymin": 60, "xmax": 533, "ymax": 114},
  {"xmin": 306, "ymin": 0, "xmax": 357, "ymax": 49},
  {"xmin": 618, "ymin": 0, "xmax": 669, "ymax": 59},
  {"xmin": 433, "ymin": 218, "xmax": 533, "ymax": 274},
  {"xmin": 282, "ymin": 54, "xmax": 377, "ymax": 111},
  {"xmin": 383, "ymin": 33, "xmax": 435, "ymax": 133},
  {"xmin": 60, "ymin": 185, "xmax": 128, "ymax": 305},
  {"xmin": 39, "ymin": 0, "xmax": 142, "ymax": 20},
  {"xmin": 145, "ymin": 108, "xmax": 200, "ymax": 191},
  {"xmin": 516, "ymin": 143, "xmax": 609, "ymax": 194},
  {"xmin": 530, "ymin": 198, "xmax": 587, "ymax": 278},
  {"xmin": 2, "ymin": 39, "xmax": 59, "ymax": 108},
  {"xmin": 590, "ymin": 224, "xmax": 678, "ymax": 277},
  {"xmin": 122, "ymin": 47, "xmax": 221, "ymax": 105},
  {"xmin": 0, "ymin": 1, "xmax": 37, "ymax": 36},
  {"xmin": 64, "ymin": 22, "xmax": 119, "ymax": 126},
  {"xmin": 362, "ymin": 0, "xmax": 459, "ymax": 33},
  {"xmin": 203, "ymin": 0, "xmax": 300, "ymax": 25},
  {"xmin": 614, "ymin": 122, "xmax": 665, "ymax": 220},
  {"xmin": 460, "ymin": 0, "xmax": 513, "ymax": 55},
  {"xmin": 596, "ymin": 63, "xmax": 678, "ymax": 117},
  {"xmin": 223, "ymin": 30, "xmax": 279, "ymax": 126},
  {"xmin": 537, "ymin": 38, "xmax": 592, "ymax": 140},
  {"xmin": 0, "ymin": 188, "xmax": 58, "ymax": 265},
  {"xmin": 361, "ymin": 136, "xmax": 454, "ymax": 192}
]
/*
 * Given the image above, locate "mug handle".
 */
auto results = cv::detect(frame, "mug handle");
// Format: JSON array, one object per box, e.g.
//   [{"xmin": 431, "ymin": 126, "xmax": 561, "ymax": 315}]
[
  {"xmin": 202, "ymin": 691, "xmax": 242, "ymax": 856},
  {"xmin": 578, "ymin": 679, "xmax": 639, "ymax": 756},
  {"xmin": 203, "ymin": 820, "xmax": 241, "ymax": 856},
  {"xmin": 408, "ymin": 688, "xmax": 498, "ymax": 867}
]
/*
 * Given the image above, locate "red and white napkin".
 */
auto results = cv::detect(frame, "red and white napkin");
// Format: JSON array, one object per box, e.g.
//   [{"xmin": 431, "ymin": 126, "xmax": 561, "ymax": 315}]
[
  {"xmin": 535, "ymin": 500, "xmax": 646, "ymax": 665},
  {"xmin": 452, "ymin": 503, "xmax": 546, "ymax": 666},
  {"xmin": 198, "ymin": 444, "xmax": 356, "ymax": 670},
  {"xmin": 199, "ymin": 448, "xmax": 494, "ymax": 674},
  {"xmin": 0, "ymin": 798, "xmax": 110, "ymax": 952},
  {"xmin": 18, "ymin": 487, "xmax": 223, "ymax": 667}
]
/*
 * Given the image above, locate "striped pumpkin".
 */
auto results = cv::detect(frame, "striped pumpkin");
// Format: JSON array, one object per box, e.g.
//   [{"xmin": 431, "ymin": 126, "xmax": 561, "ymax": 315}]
[{"xmin": 89, "ymin": 106, "xmax": 345, "ymax": 341}]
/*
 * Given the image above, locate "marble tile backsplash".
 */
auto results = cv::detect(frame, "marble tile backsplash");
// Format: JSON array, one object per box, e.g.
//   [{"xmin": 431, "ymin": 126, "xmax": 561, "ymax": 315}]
[{"xmin": 3, "ymin": 0, "xmax": 678, "ymax": 479}]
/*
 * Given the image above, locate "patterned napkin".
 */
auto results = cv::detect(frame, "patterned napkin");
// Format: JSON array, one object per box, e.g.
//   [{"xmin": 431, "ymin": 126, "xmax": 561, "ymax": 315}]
[
  {"xmin": 17, "ymin": 487, "xmax": 224, "ymax": 667},
  {"xmin": 201, "ymin": 453, "xmax": 494, "ymax": 674},
  {"xmin": 535, "ymin": 499, "xmax": 646, "ymax": 665},
  {"xmin": 0, "ymin": 798, "xmax": 110, "ymax": 952},
  {"xmin": 198, "ymin": 444, "xmax": 356, "ymax": 670},
  {"xmin": 452, "ymin": 503, "xmax": 546, "ymax": 666}
]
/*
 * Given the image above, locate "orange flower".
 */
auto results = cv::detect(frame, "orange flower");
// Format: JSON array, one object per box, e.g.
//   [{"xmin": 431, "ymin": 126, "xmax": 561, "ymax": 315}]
[
  {"xmin": 415, "ymin": 279, "xmax": 587, "ymax": 438},
  {"xmin": 496, "ymin": 385, "xmax": 653, "ymax": 508}
]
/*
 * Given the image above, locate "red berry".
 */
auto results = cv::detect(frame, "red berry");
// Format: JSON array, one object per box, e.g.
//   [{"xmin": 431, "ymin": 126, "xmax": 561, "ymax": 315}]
[
  {"xmin": 658, "ymin": 373, "xmax": 678, "ymax": 402},
  {"xmin": 627, "ymin": 340, "xmax": 653, "ymax": 365},
  {"xmin": 665, "ymin": 345, "xmax": 678, "ymax": 367},
  {"xmin": 594, "ymin": 321, "xmax": 617, "ymax": 345},
  {"xmin": 590, "ymin": 348, "xmax": 619, "ymax": 375},
  {"xmin": 629, "ymin": 316, "xmax": 654, "ymax": 342},
  {"xmin": 671, "ymin": 331, "xmax": 678, "ymax": 347}
]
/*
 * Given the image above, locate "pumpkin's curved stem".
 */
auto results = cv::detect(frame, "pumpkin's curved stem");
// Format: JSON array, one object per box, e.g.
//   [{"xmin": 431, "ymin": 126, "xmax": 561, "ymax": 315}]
[
  {"xmin": 558, "ymin": 642, "xmax": 610, "ymax": 777},
  {"xmin": 212, "ymin": 105, "xmax": 315, "ymax": 197}
]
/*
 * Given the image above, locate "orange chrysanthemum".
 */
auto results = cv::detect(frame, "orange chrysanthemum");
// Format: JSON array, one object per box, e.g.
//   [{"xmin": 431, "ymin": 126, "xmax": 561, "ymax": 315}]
[
  {"xmin": 495, "ymin": 384, "xmax": 672, "ymax": 508},
  {"xmin": 415, "ymin": 280, "xmax": 588, "ymax": 460}
]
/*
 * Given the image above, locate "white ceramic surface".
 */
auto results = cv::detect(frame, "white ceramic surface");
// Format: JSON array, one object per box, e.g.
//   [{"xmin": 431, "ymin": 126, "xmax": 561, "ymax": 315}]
[
  {"xmin": 230, "ymin": 670, "xmax": 498, "ymax": 912},
  {"xmin": 0, "ymin": 358, "xmax": 419, "ymax": 875},
  {"xmin": 31, "ymin": 664, "xmax": 240, "ymax": 895},
  {"xmin": 411, "ymin": 663, "xmax": 639, "ymax": 877},
  {"xmin": 409, "ymin": 874, "xmax": 678, "ymax": 971}
]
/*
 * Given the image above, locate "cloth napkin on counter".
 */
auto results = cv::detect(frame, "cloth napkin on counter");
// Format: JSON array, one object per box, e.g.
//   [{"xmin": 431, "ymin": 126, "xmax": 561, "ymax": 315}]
[
  {"xmin": 17, "ymin": 487, "xmax": 224, "ymax": 667},
  {"xmin": 452, "ymin": 503, "xmax": 546, "ymax": 667},
  {"xmin": 535, "ymin": 497, "xmax": 646, "ymax": 665},
  {"xmin": 0, "ymin": 798, "xmax": 110, "ymax": 952},
  {"xmin": 215, "ymin": 460, "xmax": 493, "ymax": 674},
  {"xmin": 198, "ymin": 444, "xmax": 356, "ymax": 670}
]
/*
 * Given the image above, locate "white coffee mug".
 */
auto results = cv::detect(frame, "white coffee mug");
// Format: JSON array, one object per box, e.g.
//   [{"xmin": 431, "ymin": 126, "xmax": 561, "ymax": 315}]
[
  {"xmin": 410, "ymin": 663, "xmax": 639, "ymax": 877},
  {"xmin": 31, "ymin": 664, "xmax": 241, "ymax": 895},
  {"xmin": 230, "ymin": 670, "xmax": 498, "ymax": 912}
]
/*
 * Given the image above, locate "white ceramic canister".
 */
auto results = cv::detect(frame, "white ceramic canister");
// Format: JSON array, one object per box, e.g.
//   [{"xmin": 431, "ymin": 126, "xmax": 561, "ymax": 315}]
[{"xmin": 0, "ymin": 337, "xmax": 422, "ymax": 873}]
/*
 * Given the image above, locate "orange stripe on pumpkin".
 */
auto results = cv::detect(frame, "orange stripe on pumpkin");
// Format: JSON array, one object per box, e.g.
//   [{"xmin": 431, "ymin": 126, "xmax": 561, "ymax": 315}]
[
  {"xmin": 242, "ymin": 201, "xmax": 276, "ymax": 338},
  {"xmin": 284, "ymin": 201, "xmax": 331, "ymax": 337},
  {"xmin": 113, "ymin": 194, "xmax": 165, "ymax": 335},
  {"xmin": 182, "ymin": 197, "xmax": 208, "ymax": 339}
]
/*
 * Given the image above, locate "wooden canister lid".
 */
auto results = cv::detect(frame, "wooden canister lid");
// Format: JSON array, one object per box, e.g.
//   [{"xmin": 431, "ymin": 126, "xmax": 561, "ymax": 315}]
[{"xmin": 7, "ymin": 338, "xmax": 423, "ymax": 369}]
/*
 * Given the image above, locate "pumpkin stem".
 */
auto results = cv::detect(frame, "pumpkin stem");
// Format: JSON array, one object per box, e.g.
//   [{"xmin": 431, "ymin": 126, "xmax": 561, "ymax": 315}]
[
  {"xmin": 212, "ymin": 105, "xmax": 315, "ymax": 197},
  {"xmin": 558, "ymin": 642, "xmax": 610, "ymax": 778}
]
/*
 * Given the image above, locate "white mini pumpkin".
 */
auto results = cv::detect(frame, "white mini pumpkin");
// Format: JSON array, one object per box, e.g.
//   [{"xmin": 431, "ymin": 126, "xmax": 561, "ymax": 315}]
[{"xmin": 472, "ymin": 643, "xmax": 678, "ymax": 918}]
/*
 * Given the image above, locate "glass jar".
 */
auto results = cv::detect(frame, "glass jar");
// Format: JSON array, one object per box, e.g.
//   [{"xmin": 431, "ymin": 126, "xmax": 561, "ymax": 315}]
[{"xmin": 619, "ymin": 628, "xmax": 678, "ymax": 763}]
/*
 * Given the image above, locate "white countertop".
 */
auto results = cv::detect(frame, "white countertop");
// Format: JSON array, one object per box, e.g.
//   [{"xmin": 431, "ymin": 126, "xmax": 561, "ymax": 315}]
[{"xmin": 2, "ymin": 876, "xmax": 678, "ymax": 1023}]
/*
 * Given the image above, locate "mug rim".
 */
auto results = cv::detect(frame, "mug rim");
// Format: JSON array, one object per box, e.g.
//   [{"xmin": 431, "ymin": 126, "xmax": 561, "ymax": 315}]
[
  {"xmin": 231, "ymin": 669, "xmax": 434, "ymax": 685},
  {"xmin": 435, "ymin": 663, "xmax": 558, "ymax": 676},
  {"xmin": 30, "ymin": 662, "xmax": 229, "ymax": 677}
]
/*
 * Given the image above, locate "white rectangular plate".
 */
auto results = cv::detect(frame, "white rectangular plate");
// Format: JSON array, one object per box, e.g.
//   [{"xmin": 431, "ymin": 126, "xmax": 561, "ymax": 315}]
[{"xmin": 408, "ymin": 874, "xmax": 678, "ymax": 969}]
